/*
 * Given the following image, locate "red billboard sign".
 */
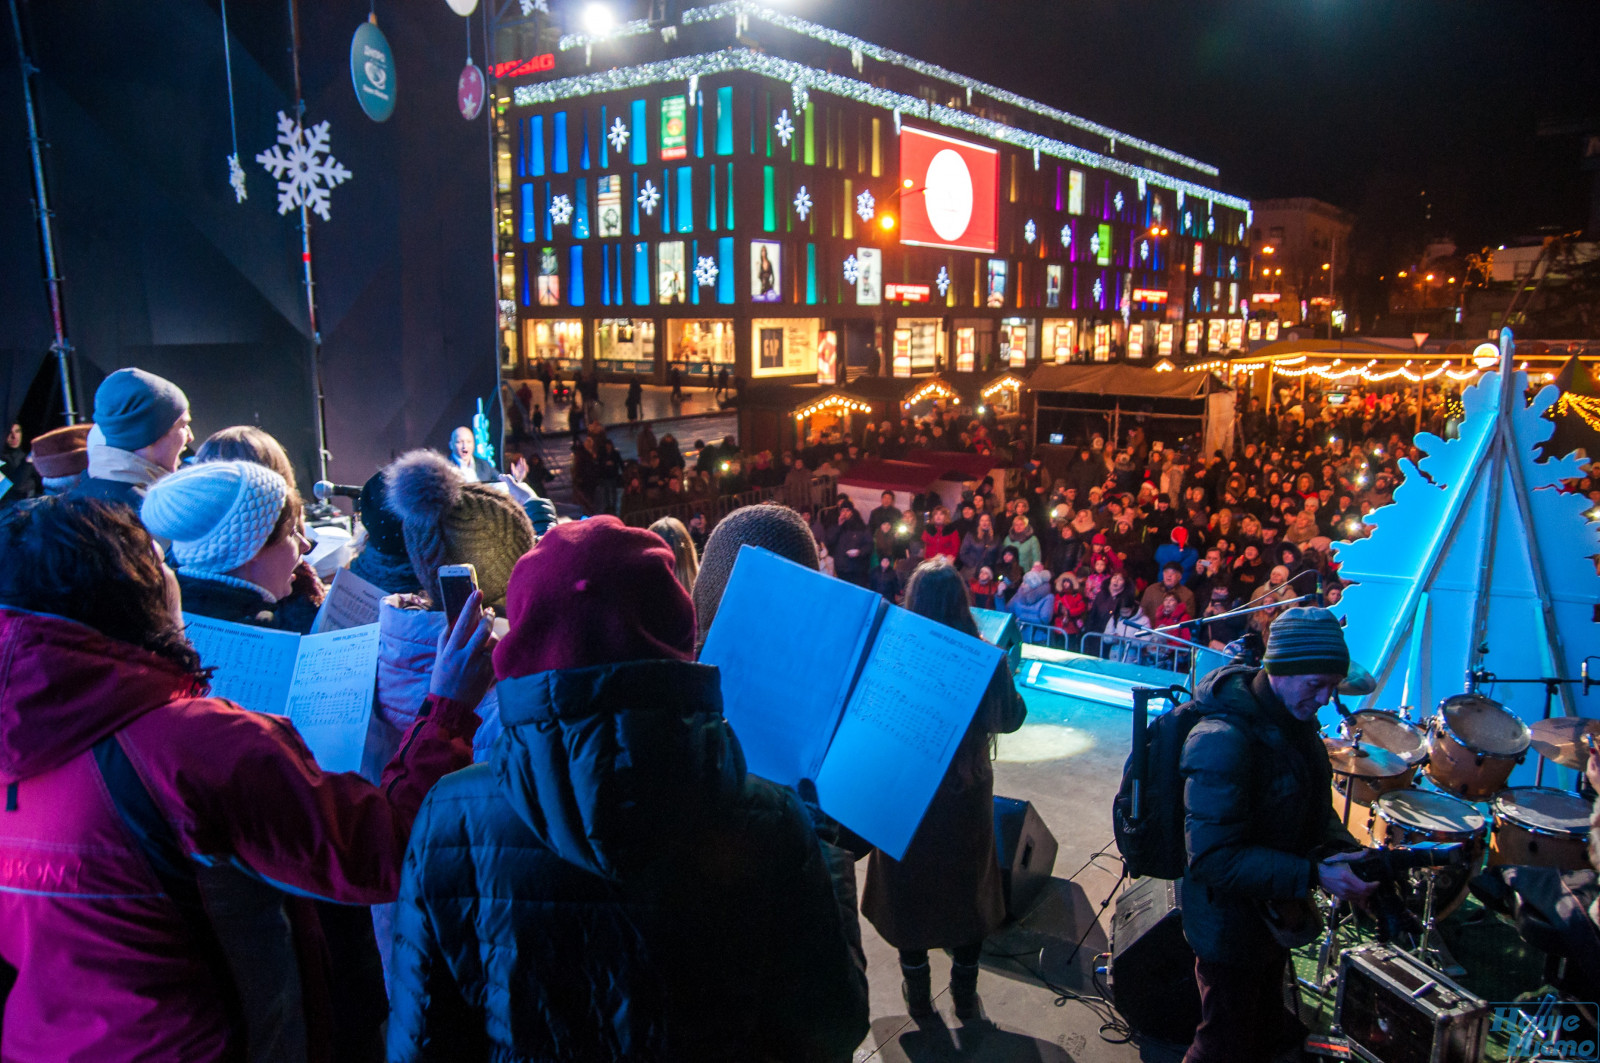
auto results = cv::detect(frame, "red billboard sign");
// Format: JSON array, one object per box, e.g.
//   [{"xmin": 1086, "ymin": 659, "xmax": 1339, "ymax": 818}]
[
  {"xmin": 885, "ymin": 283, "xmax": 931, "ymax": 303},
  {"xmin": 899, "ymin": 127, "xmax": 998, "ymax": 254},
  {"xmin": 490, "ymin": 53, "xmax": 555, "ymax": 79}
]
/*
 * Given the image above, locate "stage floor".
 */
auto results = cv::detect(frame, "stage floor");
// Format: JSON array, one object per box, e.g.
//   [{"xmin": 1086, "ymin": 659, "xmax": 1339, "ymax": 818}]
[{"xmin": 850, "ymin": 685, "xmax": 1186, "ymax": 1063}]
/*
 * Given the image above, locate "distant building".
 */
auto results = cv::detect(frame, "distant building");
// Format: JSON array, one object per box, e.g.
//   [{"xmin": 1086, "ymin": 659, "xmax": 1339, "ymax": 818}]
[
  {"xmin": 491, "ymin": 3, "xmax": 1252, "ymax": 385},
  {"xmin": 1249, "ymin": 198, "xmax": 1355, "ymax": 329}
]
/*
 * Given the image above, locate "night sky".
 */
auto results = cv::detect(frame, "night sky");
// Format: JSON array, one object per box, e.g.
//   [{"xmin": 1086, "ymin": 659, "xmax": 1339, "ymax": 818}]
[{"xmin": 802, "ymin": 0, "xmax": 1600, "ymax": 251}]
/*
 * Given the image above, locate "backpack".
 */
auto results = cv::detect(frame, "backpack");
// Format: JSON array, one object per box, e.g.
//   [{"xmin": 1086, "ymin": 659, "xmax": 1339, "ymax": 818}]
[{"xmin": 1111, "ymin": 692, "xmax": 1211, "ymax": 881}]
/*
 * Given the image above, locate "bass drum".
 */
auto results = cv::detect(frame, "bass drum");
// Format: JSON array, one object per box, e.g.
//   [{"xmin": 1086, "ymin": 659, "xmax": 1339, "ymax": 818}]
[
  {"xmin": 1424, "ymin": 694, "xmax": 1530, "ymax": 799},
  {"xmin": 1335, "ymin": 711, "xmax": 1426, "ymax": 805},
  {"xmin": 1489, "ymin": 788, "xmax": 1594, "ymax": 871},
  {"xmin": 1370, "ymin": 789, "xmax": 1487, "ymax": 918}
]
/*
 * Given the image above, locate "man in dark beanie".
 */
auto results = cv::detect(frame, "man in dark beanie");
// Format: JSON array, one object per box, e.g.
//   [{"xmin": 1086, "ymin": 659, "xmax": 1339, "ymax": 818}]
[
  {"xmin": 1179, "ymin": 606, "xmax": 1376, "ymax": 1063},
  {"xmin": 692, "ymin": 502, "xmax": 820, "ymax": 651},
  {"xmin": 386, "ymin": 516, "xmax": 869, "ymax": 1063},
  {"xmin": 348, "ymin": 469, "xmax": 424, "ymax": 594},
  {"xmin": 72, "ymin": 367, "xmax": 192, "ymax": 509}
]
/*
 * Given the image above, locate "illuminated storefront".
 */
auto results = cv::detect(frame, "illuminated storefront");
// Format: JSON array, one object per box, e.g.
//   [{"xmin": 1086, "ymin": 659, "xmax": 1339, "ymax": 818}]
[{"xmin": 498, "ymin": 4, "xmax": 1249, "ymax": 382}]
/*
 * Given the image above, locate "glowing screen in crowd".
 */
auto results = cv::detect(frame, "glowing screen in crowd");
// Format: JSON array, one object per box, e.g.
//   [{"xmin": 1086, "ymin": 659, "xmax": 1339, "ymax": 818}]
[{"xmin": 898, "ymin": 127, "xmax": 998, "ymax": 253}]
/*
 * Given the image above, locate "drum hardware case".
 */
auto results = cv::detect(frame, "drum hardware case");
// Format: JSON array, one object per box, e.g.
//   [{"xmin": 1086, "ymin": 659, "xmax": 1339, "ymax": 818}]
[{"xmin": 1333, "ymin": 942, "xmax": 1487, "ymax": 1063}]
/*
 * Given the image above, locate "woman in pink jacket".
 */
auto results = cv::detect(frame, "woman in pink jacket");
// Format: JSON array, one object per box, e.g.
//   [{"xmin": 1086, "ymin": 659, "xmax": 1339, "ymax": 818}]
[{"xmin": 0, "ymin": 497, "xmax": 497, "ymax": 1062}]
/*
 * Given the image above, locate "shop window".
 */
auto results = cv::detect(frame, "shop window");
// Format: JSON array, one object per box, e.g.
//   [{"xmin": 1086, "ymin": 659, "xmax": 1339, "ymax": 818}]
[
  {"xmin": 553, "ymin": 111, "xmax": 569, "ymax": 173},
  {"xmin": 568, "ymin": 245, "xmax": 585, "ymax": 306},
  {"xmin": 675, "ymin": 166, "xmax": 693, "ymax": 234},
  {"xmin": 633, "ymin": 243, "xmax": 650, "ymax": 305},
  {"xmin": 668, "ymin": 319, "xmax": 735, "ymax": 375},
  {"xmin": 527, "ymin": 319, "xmax": 583, "ymax": 374},
  {"xmin": 630, "ymin": 99, "xmax": 647, "ymax": 166},
  {"xmin": 762, "ymin": 166, "xmax": 776, "ymax": 232},
  {"xmin": 715, "ymin": 86, "xmax": 734, "ymax": 156},
  {"xmin": 574, "ymin": 177, "xmax": 590, "ymax": 239},
  {"xmin": 659, "ymin": 241, "xmax": 685, "ymax": 304},
  {"xmin": 596, "ymin": 319, "xmax": 655, "ymax": 374},
  {"xmin": 1068, "ymin": 169, "xmax": 1084, "ymax": 214},
  {"xmin": 519, "ymin": 183, "xmax": 536, "ymax": 243},
  {"xmin": 579, "ymin": 109, "xmax": 591, "ymax": 170}
]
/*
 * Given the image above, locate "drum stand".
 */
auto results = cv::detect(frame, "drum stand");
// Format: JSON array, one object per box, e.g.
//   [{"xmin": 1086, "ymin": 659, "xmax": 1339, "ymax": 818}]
[{"xmin": 1413, "ymin": 869, "xmax": 1465, "ymax": 977}]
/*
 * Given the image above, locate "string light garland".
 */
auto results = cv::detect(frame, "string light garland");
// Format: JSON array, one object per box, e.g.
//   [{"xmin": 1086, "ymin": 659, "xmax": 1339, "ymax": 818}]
[
  {"xmin": 906, "ymin": 380, "xmax": 956, "ymax": 405},
  {"xmin": 1554, "ymin": 391, "xmax": 1600, "ymax": 432},
  {"xmin": 796, "ymin": 396, "xmax": 873, "ymax": 420},
  {"xmin": 981, "ymin": 376, "xmax": 1024, "ymax": 399},
  {"xmin": 512, "ymin": 48, "xmax": 1251, "ymax": 211}
]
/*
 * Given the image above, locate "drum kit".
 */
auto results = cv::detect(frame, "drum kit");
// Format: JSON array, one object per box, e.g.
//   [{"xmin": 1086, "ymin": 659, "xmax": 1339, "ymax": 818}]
[{"xmin": 1321, "ymin": 693, "xmax": 1597, "ymax": 979}]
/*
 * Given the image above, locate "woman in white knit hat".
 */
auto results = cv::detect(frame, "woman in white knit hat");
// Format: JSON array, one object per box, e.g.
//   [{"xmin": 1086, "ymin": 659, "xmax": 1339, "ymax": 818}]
[{"xmin": 140, "ymin": 459, "xmax": 311, "ymax": 630}]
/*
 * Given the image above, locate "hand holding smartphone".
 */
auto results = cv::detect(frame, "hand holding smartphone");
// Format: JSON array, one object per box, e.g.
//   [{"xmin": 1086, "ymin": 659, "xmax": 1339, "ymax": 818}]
[{"xmin": 437, "ymin": 563, "xmax": 479, "ymax": 630}]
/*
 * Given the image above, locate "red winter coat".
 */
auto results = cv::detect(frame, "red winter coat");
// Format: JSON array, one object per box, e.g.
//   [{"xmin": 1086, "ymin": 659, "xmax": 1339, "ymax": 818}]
[
  {"xmin": 0, "ymin": 607, "xmax": 478, "ymax": 1062},
  {"xmin": 921, "ymin": 525, "xmax": 961, "ymax": 563}
]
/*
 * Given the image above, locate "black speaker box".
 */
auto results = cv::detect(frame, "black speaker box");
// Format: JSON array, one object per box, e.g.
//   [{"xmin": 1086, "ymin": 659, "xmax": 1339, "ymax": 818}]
[
  {"xmin": 1109, "ymin": 877, "xmax": 1200, "ymax": 1044},
  {"xmin": 992, "ymin": 796, "xmax": 1059, "ymax": 920}
]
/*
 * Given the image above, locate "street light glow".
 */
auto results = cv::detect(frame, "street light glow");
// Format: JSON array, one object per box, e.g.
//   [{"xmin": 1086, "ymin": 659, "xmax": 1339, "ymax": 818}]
[
  {"xmin": 879, "ymin": 214, "xmax": 896, "ymax": 231},
  {"xmin": 583, "ymin": 3, "xmax": 615, "ymax": 34}
]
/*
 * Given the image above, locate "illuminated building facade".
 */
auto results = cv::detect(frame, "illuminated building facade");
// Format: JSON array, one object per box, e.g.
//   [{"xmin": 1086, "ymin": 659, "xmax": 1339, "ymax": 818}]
[{"xmin": 495, "ymin": 2, "xmax": 1252, "ymax": 384}]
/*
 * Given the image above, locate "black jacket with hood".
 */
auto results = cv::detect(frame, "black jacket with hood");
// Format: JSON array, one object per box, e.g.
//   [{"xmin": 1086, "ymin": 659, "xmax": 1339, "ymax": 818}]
[{"xmin": 386, "ymin": 660, "xmax": 869, "ymax": 1062}]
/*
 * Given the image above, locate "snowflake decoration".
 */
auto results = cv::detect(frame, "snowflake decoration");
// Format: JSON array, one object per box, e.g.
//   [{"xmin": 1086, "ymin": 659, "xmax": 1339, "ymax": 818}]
[
  {"xmin": 791, "ymin": 82, "xmax": 810, "ymax": 113},
  {"xmin": 793, "ymin": 185, "xmax": 813, "ymax": 221},
  {"xmin": 607, "ymin": 117, "xmax": 629, "ymax": 154},
  {"xmin": 843, "ymin": 255, "xmax": 861, "ymax": 284},
  {"xmin": 637, "ymin": 180, "xmax": 660, "ymax": 216},
  {"xmin": 1238, "ymin": 222, "xmax": 1246, "ymax": 241},
  {"xmin": 855, "ymin": 188, "xmax": 875, "ymax": 223},
  {"xmin": 774, "ymin": 109, "xmax": 794, "ymax": 147},
  {"xmin": 1092, "ymin": 277, "xmax": 1104, "ymax": 303},
  {"xmin": 1183, "ymin": 210, "xmax": 1193, "ymax": 231},
  {"xmin": 1139, "ymin": 240, "xmax": 1149, "ymax": 263},
  {"xmin": 255, "ymin": 111, "xmax": 352, "ymax": 222},
  {"xmin": 1113, "ymin": 191, "xmax": 1125, "ymax": 213},
  {"xmin": 1207, "ymin": 214, "xmax": 1216, "ymax": 235},
  {"xmin": 1024, "ymin": 220, "xmax": 1036, "ymax": 244},
  {"xmin": 227, "ymin": 153, "xmax": 247, "ymax": 203},
  {"xmin": 1060, "ymin": 224, "xmax": 1073, "ymax": 248},
  {"xmin": 1192, "ymin": 287, "xmax": 1201, "ymax": 309},
  {"xmin": 694, "ymin": 255, "xmax": 718, "ymax": 287},
  {"xmin": 1088, "ymin": 230, "xmax": 1101, "ymax": 257},
  {"xmin": 936, "ymin": 266, "xmax": 950, "ymax": 297},
  {"xmin": 519, "ymin": 0, "xmax": 548, "ymax": 13},
  {"xmin": 550, "ymin": 194, "xmax": 574, "ymax": 226},
  {"xmin": 1228, "ymin": 255, "xmax": 1238, "ymax": 277},
  {"xmin": 1152, "ymin": 199, "xmax": 1163, "ymax": 222}
]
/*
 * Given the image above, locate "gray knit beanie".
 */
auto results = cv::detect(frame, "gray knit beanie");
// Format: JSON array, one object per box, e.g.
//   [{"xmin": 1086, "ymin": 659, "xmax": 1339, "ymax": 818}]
[
  {"xmin": 383, "ymin": 449, "xmax": 534, "ymax": 611},
  {"xmin": 1263, "ymin": 606, "xmax": 1350, "ymax": 678},
  {"xmin": 693, "ymin": 504, "xmax": 819, "ymax": 646}
]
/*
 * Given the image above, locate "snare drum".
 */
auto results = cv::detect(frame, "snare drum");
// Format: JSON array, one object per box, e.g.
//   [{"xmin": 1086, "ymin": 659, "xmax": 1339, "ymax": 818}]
[
  {"xmin": 1370, "ymin": 789, "xmax": 1487, "ymax": 918},
  {"xmin": 1488, "ymin": 788, "xmax": 1594, "ymax": 871},
  {"xmin": 1424, "ymin": 694, "xmax": 1530, "ymax": 799},
  {"xmin": 1336, "ymin": 711, "xmax": 1427, "ymax": 805}
]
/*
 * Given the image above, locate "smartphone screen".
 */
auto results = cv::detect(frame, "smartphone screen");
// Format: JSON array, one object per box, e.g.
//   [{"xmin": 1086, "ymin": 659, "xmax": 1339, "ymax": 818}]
[{"xmin": 437, "ymin": 564, "xmax": 479, "ymax": 630}]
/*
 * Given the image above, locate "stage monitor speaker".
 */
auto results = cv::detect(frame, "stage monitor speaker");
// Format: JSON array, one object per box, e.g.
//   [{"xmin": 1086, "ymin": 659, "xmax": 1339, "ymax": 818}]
[
  {"xmin": 1109, "ymin": 877, "xmax": 1200, "ymax": 1044},
  {"xmin": 993, "ymin": 796, "xmax": 1058, "ymax": 920}
]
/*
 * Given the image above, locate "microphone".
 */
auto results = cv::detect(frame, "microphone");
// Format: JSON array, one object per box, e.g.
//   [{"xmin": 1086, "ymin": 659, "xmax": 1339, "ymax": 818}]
[{"xmin": 313, "ymin": 480, "xmax": 364, "ymax": 502}]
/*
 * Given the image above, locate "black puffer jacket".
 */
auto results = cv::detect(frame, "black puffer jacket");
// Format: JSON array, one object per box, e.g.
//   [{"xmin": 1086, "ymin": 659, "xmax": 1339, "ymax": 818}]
[
  {"xmin": 386, "ymin": 660, "xmax": 869, "ymax": 1062},
  {"xmin": 1180, "ymin": 665, "xmax": 1354, "ymax": 964}
]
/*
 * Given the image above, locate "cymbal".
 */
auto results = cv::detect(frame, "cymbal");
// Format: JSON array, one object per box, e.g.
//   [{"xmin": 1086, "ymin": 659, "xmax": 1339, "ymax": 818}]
[
  {"xmin": 1323, "ymin": 737, "xmax": 1409, "ymax": 778},
  {"xmin": 1529, "ymin": 717, "xmax": 1600, "ymax": 770}
]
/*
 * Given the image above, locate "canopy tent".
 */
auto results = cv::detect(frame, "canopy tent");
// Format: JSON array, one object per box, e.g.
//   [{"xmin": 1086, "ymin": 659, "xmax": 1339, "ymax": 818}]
[{"xmin": 1029, "ymin": 364, "xmax": 1234, "ymax": 457}]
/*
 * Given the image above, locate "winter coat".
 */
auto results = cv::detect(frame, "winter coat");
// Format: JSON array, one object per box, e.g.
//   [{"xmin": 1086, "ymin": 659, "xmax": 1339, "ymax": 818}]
[
  {"xmin": 968, "ymin": 579, "xmax": 1000, "ymax": 610},
  {"xmin": 176, "ymin": 572, "xmax": 313, "ymax": 634},
  {"xmin": 869, "ymin": 564, "xmax": 903, "ymax": 601},
  {"xmin": 386, "ymin": 660, "xmax": 870, "ymax": 1063},
  {"xmin": 1180, "ymin": 665, "xmax": 1355, "ymax": 964},
  {"xmin": 958, "ymin": 532, "xmax": 998, "ymax": 574},
  {"xmin": 1004, "ymin": 529, "xmax": 1041, "ymax": 573},
  {"xmin": 1005, "ymin": 572, "xmax": 1056, "ymax": 631},
  {"xmin": 373, "ymin": 595, "xmax": 503, "ymax": 773},
  {"xmin": 0, "ymin": 607, "xmax": 477, "ymax": 1063},
  {"xmin": 862, "ymin": 661, "xmax": 1027, "ymax": 950},
  {"xmin": 1053, "ymin": 590, "xmax": 1088, "ymax": 634},
  {"xmin": 832, "ymin": 518, "xmax": 874, "ymax": 584},
  {"xmin": 921, "ymin": 525, "xmax": 961, "ymax": 564}
]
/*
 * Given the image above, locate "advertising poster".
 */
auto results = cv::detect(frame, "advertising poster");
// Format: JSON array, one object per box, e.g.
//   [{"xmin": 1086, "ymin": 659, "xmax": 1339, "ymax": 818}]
[
  {"xmin": 537, "ymin": 246, "xmax": 560, "ymax": 307},
  {"xmin": 1158, "ymin": 322, "xmax": 1175, "ymax": 356},
  {"xmin": 1185, "ymin": 320, "xmax": 1202, "ymax": 354},
  {"xmin": 985, "ymin": 259, "xmax": 1007, "ymax": 308},
  {"xmin": 1093, "ymin": 324, "xmax": 1111, "ymax": 361},
  {"xmin": 956, "ymin": 327, "xmax": 975, "ymax": 372},
  {"xmin": 892, "ymin": 329, "xmax": 912, "ymax": 378},
  {"xmin": 1207, "ymin": 318, "xmax": 1226, "ymax": 352},
  {"xmin": 1227, "ymin": 318, "xmax": 1244, "ymax": 349},
  {"xmin": 597, "ymin": 175, "xmax": 623, "ymax": 237},
  {"xmin": 1128, "ymin": 322, "xmax": 1144, "ymax": 359},
  {"xmin": 897, "ymin": 126, "xmax": 999, "ymax": 253},
  {"xmin": 760, "ymin": 327, "xmax": 783, "ymax": 370},
  {"xmin": 660, "ymin": 95, "xmax": 688, "ymax": 160},
  {"xmin": 1050, "ymin": 320, "xmax": 1076, "ymax": 364},
  {"xmin": 1007, "ymin": 325, "xmax": 1027, "ymax": 369},
  {"xmin": 751, "ymin": 240, "xmax": 782, "ymax": 303},
  {"xmin": 1045, "ymin": 264, "xmax": 1062, "ymax": 309},
  {"xmin": 856, "ymin": 247, "xmax": 883, "ymax": 306},
  {"xmin": 752, "ymin": 318, "xmax": 820, "ymax": 379},
  {"xmin": 1068, "ymin": 169, "xmax": 1085, "ymax": 215},
  {"xmin": 1248, "ymin": 320, "xmax": 1263, "ymax": 342},
  {"xmin": 817, "ymin": 330, "xmax": 838, "ymax": 386},
  {"xmin": 658, "ymin": 241, "xmax": 685, "ymax": 304},
  {"xmin": 1266, "ymin": 320, "xmax": 1281, "ymax": 341},
  {"xmin": 1096, "ymin": 224, "xmax": 1113, "ymax": 267}
]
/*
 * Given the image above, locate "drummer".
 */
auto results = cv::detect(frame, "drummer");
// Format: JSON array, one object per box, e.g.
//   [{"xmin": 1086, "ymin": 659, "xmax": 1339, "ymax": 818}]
[{"xmin": 1180, "ymin": 607, "xmax": 1379, "ymax": 1063}]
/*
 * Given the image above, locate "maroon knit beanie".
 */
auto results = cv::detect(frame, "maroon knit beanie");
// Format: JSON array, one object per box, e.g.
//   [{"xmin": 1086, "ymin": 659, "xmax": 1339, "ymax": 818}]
[{"xmin": 492, "ymin": 515, "xmax": 696, "ymax": 680}]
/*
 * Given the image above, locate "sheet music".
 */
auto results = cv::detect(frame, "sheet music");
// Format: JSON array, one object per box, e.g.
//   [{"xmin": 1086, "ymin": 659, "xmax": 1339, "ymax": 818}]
[
  {"xmin": 182, "ymin": 614, "xmax": 301, "ymax": 714},
  {"xmin": 700, "ymin": 546, "xmax": 881, "ymax": 787},
  {"xmin": 310, "ymin": 567, "xmax": 386, "ymax": 633},
  {"xmin": 286, "ymin": 624, "xmax": 382, "ymax": 774},
  {"xmin": 815, "ymin": 607, "xmax": 1003, "ymax": 859}
]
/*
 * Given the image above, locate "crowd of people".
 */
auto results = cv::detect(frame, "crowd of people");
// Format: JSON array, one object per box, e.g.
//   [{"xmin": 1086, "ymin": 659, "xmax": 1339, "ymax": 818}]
[{"xmin": 1, "ymin": 361, "xmax": 1597, "ymax": 1062}]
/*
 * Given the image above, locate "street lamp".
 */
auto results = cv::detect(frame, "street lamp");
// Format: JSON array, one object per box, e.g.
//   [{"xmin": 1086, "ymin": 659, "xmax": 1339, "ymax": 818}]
[{"xmin": 583, "ymin": 3, "xmax": 615, "ymax": 34}]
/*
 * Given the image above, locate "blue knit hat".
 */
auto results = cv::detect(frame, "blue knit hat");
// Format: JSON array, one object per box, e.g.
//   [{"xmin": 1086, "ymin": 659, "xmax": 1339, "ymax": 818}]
[
  {"xmin": 93, "ymin": 368, "xmax": 189, "ymax": 451},
  {"xmin": 141, "ymin": 460, "xmax": 288, "ymax": 575}
]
